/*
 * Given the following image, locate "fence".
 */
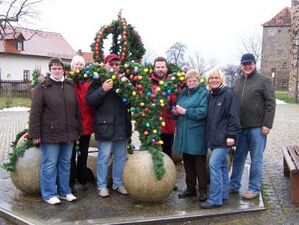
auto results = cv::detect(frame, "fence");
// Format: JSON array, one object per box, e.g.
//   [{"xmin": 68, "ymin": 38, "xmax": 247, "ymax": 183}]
[{"xmin": 0, "ymin": 80, "xmax": 32, "ymax": 98}]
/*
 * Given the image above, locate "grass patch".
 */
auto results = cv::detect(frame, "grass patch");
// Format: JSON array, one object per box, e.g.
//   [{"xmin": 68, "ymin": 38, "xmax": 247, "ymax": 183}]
[
  {"xmin": 0, "ymin": 97, "xmax": 31, "ymax": 110},
  {"xmin": 275, "ymin": 91, "xmax": 296, "ymax": 103}
]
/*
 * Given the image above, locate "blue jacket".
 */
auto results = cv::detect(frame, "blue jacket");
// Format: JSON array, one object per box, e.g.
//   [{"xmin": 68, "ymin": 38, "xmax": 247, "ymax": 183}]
[
  {"xmin": 173, "ymin": 85, "xmax": 208, "ymax": 155},
  {"xmin": 207, "ymin": 86, "xmax": 241, "ymax": 149}
]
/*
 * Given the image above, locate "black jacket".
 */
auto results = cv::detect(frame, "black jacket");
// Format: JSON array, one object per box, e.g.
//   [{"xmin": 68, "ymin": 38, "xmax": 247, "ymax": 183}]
[
  {"xmin": 207, "ymin": 86, "xmax": 241, "ymax": 149},
  {"xmin": 86, "ymin": 81, "xmax": 131, "ymax": 141},
  {"xmin": 233, "ymin": 71, "xmax": 276, "ymax": 129}
]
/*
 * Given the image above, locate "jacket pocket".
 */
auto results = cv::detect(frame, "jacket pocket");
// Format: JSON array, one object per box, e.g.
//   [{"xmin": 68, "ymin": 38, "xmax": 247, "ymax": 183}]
[{"xmin": 96, "ymin": 117, "xmax": 114, "ymax": 140}]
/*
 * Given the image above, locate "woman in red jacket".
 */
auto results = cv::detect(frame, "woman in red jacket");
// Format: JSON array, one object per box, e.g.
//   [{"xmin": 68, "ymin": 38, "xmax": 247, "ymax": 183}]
[{"xmin": 69, "ymin": 55, "xmax": 94, "ymax": 192}]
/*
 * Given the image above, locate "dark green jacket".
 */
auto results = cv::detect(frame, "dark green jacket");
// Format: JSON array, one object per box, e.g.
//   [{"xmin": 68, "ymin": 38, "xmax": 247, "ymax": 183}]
[
  {"xmin": 173, "ymin": 85, "xmax": 208, "ymax": 155},
  {"xmin": 233, "ymin": 71, "xmax": 275, "ymax": 129}
]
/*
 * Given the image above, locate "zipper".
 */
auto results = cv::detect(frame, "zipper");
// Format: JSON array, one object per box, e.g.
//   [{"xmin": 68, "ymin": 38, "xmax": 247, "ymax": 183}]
[{"xmin": 240, "ymin": 76, "xmax": 247, "ymax": 103}]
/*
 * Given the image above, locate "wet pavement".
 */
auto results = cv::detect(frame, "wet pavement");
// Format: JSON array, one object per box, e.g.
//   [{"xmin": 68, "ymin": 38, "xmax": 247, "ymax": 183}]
[{"xmin": 0, "ymin": 104, "xmax": 299, "ymax": 224}]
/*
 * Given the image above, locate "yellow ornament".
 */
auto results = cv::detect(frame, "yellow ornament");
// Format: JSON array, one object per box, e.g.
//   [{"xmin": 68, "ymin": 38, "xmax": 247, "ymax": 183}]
[
  {"xmin": 69, "ymin": 71, "xmax": 74, "ymax": 76},
  {"xmin": 84, "ymin": 74, "xmax": 88, "ymax": 78},
  {"xmin": 153, "ymin": 129, "xmax": 157, "ymax": 134},
  {"xmin": 75, "ymin": 69, "xmax": 80, "ymax": 74},
  {"xmin": 159, "ymin": 99, "xmax": 164, "ymax": 104},
  {"xmin": 160, "ymin": 103, "xmax": 165, "ymax": 107},
  {"xmin": 156, "ymin": 87, "xmax": 161, "ymax": 92},
  {"xmin": 159, "ymin": 81, "xmax": 164, "ymax": 85},
  {"xmin": 179, "ymin": 77, "xmax": 185, "ymax": 81},
  {"xmin": 100, "ymin": 62, "xmax": 105, "ymax": 67},
  {"xmin": 161, "ymin": 121, "xmax": 166, "ymax": 127},
  {"xmin": 132, "ymin": 91, "xmax": 137, "ymax": 96},
  {"xmin": 158, "ymin": 140, "xmax": 164, "ymax": 145},
  {"xmin": 111, "ymin": 75, "xmax": 117, "ymax": 80},
  {"xmin": 132, "ymin": 120, "xmax": 137, "ymax": 125},
  {"xmin": 140, "ymin": 102, "xmax": 145, "ymax": 107},
  {"xmin": 144, "ymin": 68, "xmax": 149, "ymax": 73}
]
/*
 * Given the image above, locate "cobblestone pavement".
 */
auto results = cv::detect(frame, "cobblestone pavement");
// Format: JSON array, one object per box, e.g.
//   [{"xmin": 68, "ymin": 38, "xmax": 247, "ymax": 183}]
[{"xmin": 0, "ymin": 104, "xmax": 299, "ymax": 225}]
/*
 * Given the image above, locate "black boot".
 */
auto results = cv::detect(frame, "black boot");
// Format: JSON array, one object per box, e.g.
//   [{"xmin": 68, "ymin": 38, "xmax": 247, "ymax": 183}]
[{"xmin": 178, "ymin": 190, "xmax": 196, "ymax": 198}]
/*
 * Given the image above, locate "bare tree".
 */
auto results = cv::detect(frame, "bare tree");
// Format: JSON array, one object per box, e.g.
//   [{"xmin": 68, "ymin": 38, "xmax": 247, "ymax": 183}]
[
  {"xmin": 166, "ymin": 42, "xmax": 187, "ymax": 66},
  {"xmin": 0, "ymin": 0, "xmax": 43, "ymax": 40},
  {"xmin": 237, "ymin": 31, "xmax": 262, "ymax": 63},
  {"xmin": 221, "ymin": 64, "xmax": 240, "ymax": 87},
  {"xmin": 188, "ymin": 51, "xmax": 217, "ymax": 74}
]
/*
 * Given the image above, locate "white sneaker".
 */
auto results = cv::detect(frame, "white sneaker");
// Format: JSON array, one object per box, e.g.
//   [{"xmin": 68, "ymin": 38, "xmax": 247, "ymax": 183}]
[
  {"xmin": 59, "ymin": 194, "xmax": 77, "ymax": 202},
  {"xmin": 98, "ymin": 188, "xmax": 109, "ymax": 197},
  {"xmin": 112, "ymin": 186, "xmax": 128, "ymax": 195},
  {"xmin": 45, "ymin": 196, "xmax": 61, "ymax": 205}
]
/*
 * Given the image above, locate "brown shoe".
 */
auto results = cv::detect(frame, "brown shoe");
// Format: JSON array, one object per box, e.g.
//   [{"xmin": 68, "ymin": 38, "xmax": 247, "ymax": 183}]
[{"xmin": 242, "ymin": 191, "xmax": 259, "ymax": 200}]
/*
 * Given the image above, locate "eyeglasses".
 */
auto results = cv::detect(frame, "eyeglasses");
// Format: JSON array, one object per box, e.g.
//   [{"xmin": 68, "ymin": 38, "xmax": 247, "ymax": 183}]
[
  {"xmin": 241, "ymin": 62, "xmax": 254, "ymax": 66},
  {"xmin": 51, "ymin": 67, "xmax": 63, "ymax": 71},
  {"xmin": 109, "ymin": 62, "xmax": 120, "ymax": 67},
  {"xmin": 187, "ymin": 79, "xmax": 199, "ymax": 83}
]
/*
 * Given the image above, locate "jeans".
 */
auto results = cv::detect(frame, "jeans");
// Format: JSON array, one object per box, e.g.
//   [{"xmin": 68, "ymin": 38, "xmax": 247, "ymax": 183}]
[
  {"xmin": 70, "ymin": 134, "xmax": 91, "ymax": 185},
  {"xmin": 230, "ymin": 127, "xmax": 266, "ymax": 193},
  {"xmin": 207, "ymin": 147, "xmax": 229, "ymax": 205},
  {"xmin": 97, "ymin": 139, "xmax": 127, "ymax": 188},
  {"xmin": 40, "ymin": 143, "xmax": 73, "ymax": 200}
]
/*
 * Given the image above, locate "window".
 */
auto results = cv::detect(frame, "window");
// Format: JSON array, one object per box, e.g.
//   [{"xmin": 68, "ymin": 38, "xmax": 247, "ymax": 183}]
[
  {"xmin": 17, "ymin": 41, "xmax": 24, "ymax": 51},
  {"xmin": 7, "ymin": 74, "xmax": 11, "ymax": 79},
  {"xmin": 269, "ymin": 28, "xmax": 276, "ymax": 37},
  {"xmin": 281, "ymin": 81, "xmax": 287, "ymax": 87},
  {"xmin": 23, "ymin": 70, "xmax": 30, "ymax": 81},
  {"xmin": 283, "ymin": 62, "xmax": 288, "ymax": 68},
  {"xmin": 271, "ymin": 68, "xmax": 276, "ymax": 73}
]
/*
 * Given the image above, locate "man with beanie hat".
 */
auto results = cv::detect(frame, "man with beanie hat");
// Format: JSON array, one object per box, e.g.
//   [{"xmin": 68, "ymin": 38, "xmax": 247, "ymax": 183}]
[
  {"xmin": 86, "ymin": 53, "xmax": 131, "ymax": 198},
  {"xmin": 229, "ymin": 53, "xmax": 276, "ymax": 200}
]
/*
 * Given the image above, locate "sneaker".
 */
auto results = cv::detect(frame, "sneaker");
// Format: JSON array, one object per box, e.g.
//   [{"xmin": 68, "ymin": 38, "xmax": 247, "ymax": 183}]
[
  {"xmin": 98, "ymin": 188, "xmax": 109, "ymax": 197},
  {"xmin": 112, "ymin": 186, "xmax": 128, "ymax": 195},
  {"xmin": 242, "ymin": 191, "xmax": 259, "ymax": 200},
  {"xmin": 59, "ymin": 194, "xmax": 77, "ymax": 202},
  {"xmin": 45, "ymin": 196, "xmax": 61, "ymax": 205}
]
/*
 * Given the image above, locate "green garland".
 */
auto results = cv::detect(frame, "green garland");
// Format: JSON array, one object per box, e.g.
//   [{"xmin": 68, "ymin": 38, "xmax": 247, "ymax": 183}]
[
  {"xmin": 68, "ymin": 61, "xmax": 189, "ymax": 180},
  {"xmin": 91, "ymin": 12, "xmax": 145, "ymax": 63},
  {"xmin": 10, "ymin": 128, "xmax": 28, "ymax": 149},
  {"xmin": 2, "ymin": 139, "xmax": 34, "ymax": 172}
]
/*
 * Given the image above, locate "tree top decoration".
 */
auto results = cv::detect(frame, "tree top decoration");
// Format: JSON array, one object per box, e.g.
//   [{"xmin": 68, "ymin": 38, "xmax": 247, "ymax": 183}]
[{"xmin": 91, "ymin": 10, "xmax": 146, "ymax": 63}]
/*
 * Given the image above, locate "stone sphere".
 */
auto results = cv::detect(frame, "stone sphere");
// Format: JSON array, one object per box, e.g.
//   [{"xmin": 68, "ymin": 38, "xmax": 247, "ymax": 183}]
[
  {"xmin": 89, "ymin": 134, "xmax": 97, "ymax": 148},
  {"xmin": 171, "ymin": 151, "xmax": 183, "ymax": 163},
  {"xmin": 10, "ymin": 146, "xmax": 41, "ymax": 195},
  {"xmin": 123, "ymin": 150, "xmax": 177, "ymax": 202}
]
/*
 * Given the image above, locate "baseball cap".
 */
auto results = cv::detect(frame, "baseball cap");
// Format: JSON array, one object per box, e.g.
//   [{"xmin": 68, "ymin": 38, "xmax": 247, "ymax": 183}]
[
  {"xmin": 240, "ymin": 53, "xmax": 256, "ymax": 64},
  {"xmin": 104, "ymin": 54, "xmax": 120, "ymax": 64}
]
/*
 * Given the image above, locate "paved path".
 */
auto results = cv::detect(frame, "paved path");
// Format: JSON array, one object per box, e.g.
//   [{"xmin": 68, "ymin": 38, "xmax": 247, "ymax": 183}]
[{"xmin": 0, "ymin": 104, "xmax": 299, "ymax": 224}]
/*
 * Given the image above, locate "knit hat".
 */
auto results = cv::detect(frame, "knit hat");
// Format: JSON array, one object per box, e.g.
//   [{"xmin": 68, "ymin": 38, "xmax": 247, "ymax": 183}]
[
  {"xmin": 104, "ymin": 54, "xmax": 120, "ymax": 64},
  {"xmin": 240, "ymin": 53, "xmax": 256, "ymax": 64}
]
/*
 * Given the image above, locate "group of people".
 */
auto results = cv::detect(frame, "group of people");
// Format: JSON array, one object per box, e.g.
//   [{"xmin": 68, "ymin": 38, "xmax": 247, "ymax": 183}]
[{"xmin": 28, "ymin": 52, "xmax": 276, "ymax": 209}]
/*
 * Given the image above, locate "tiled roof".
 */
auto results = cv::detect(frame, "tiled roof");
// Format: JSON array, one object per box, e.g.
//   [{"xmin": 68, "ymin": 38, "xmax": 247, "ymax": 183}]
[
  {"xmin": 262, "ymin": 7, "xmax": 291, "ymax": 27},
  {"xmin": 81, "ymin": 51, "xmax": 94, "ymax": 64},
  {"xmin": 0, "ymin": 27, "xmax": 76, "ymax": 60}
]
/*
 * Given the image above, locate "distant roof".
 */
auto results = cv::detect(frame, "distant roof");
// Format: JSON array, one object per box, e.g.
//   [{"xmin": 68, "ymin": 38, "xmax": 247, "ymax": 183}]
[
  {"xmin": 0, "ymin": 27, "xmax": 76, "ymax": 60},
  {"xmin": 80, "ymin": 51, "xmax": 94, "ymax": 64},
  {"xmin": 262, "ymin": 7, "xmax": 291, "ymax": 27}
]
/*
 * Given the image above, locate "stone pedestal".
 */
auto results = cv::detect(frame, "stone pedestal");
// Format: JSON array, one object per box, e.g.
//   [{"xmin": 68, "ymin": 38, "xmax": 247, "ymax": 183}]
[{"xmin": 122, "ymin": 150, "xmax": 176, "ymax": 202}]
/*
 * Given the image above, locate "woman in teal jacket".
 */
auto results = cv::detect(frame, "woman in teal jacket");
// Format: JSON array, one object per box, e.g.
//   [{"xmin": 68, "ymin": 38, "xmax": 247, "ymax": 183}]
[{"xmin": 172, "ymin": 69, "xmax": 208, "ymax": 202}]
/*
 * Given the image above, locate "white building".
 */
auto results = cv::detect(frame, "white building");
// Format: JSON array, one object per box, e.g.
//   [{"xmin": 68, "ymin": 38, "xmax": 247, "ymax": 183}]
[{"xmin": 0, "ymin": 27, "xmax": 76, "ymax": 81}]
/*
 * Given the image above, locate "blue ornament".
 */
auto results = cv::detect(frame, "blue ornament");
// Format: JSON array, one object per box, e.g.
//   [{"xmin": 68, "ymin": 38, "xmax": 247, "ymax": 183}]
[{"xmin": 85, "ymin": 70, "xmax": 91, "ymax": 75}]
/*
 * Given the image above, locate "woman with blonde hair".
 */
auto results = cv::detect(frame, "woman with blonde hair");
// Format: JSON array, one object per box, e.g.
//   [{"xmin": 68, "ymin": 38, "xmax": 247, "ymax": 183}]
[
  {"xmin": 172, "ymin": 69, "xmax": 208, "ymax": 202},
  {"xmin": 200, "ymin": 69, "xmax": 241, "ymax": 209}
]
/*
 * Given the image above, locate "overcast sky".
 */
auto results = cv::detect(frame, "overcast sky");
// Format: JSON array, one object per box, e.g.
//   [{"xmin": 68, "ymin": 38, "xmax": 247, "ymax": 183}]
[{"xmin": 34, "ymin": 0, "xmax": 291, "ymax": 66}]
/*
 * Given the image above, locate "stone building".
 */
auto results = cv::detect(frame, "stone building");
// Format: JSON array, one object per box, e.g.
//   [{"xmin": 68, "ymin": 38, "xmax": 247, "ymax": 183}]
[
  {"xmin": 260, "ymin": 7, "xmax": 292, "ymax": 91},
  {"xmin": 290, "ymin": 0, "xmax": 299, "ymax": 102}
]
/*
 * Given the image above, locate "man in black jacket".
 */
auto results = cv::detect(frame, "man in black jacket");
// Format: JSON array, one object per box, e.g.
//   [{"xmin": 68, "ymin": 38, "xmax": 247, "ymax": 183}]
[
  {"xmin": 86, "ymin": 54, "xmax": 131, "ymax": 198},
  {"xmin": 229, "ymin": 53, "xmax": 276, "ymax": 200}
]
